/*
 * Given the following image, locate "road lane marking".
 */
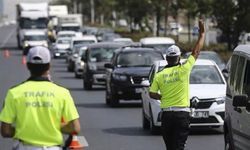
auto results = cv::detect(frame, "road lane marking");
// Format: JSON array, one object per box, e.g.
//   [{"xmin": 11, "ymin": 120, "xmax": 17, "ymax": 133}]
[
  {"xmin": 78, "ymin": 135, "xmax": 89, "ymax": 147},
  {"xmin": 0, "ymin": 27, "xmax": 16, "ymax": 48}
]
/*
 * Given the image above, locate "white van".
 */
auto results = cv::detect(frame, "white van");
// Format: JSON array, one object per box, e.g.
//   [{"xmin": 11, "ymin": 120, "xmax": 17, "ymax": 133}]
[
  {"xmin": 23, "ymin": 30, "xmax": 48, "ymax": 49},
  {"xmin": 140, "ymin": 37, "xmax": 175, "ymax": 56}
]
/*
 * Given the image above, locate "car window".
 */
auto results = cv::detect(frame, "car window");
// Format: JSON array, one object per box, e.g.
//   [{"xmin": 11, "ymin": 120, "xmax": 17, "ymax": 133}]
[
  {"xmin": 229, "ymin": 55, "xmax": 239, "ymax": 87},
  {"xmin": 57, "ymin": 39, "xmax": 70, "ymax": 44},
  {"xmin": 73, "ymin": 40, "xmax": 95, "ymax": 45},
  {"xmin": 149, "ymin": 65, "xmax": 156, "ymax": 85},
  {"xmin": 242, "ymin": 60, "xmax": 250, "ymax": 97},
  {"xmin": 234, "ymin": 56, "xmax": 245, "ymax": 94},
  {"xmin": 117, "ymin": 51, "xmax": 163, "ymax": 67},
  {"xmin": 190, "ymin": 65, "xmax": 224, "ymax": 84},
  {"xmin": 143, "ymin": 44, "xmax": 173, "ymax": 54},
  {"xmin": 24, "ymin": 35, "xmax": 46, "ymax": 41},
  {"xmin": 89, "ymin": 47, "xmax": 118, "ymax": 62}
]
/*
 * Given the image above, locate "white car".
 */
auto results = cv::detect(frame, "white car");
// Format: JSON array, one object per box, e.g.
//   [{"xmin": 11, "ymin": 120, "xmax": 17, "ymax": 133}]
[
  {"xmin": 141, "ymin": 59, "xmax": 226, "ymax": 133},
  {"xmin": 57, "ymin": 31, "xmax": 77, "ymax": 39},
  {"xmin": 74, "ymin": 47, "xmax": 87, "ymax": 78},
  {"xmin": 23, "ymin": 30, "xmax": 48, "ymax": 49},
  {"xmin": 67, "ymin": 36, "xmax": 97, "ymax": 71},
  {"xmin": 53, "ymin": 37, "xmax": 71, "ymax": 58},
  {"xmin": 140, "ymin": 37, "xmax": 175, "ymax": 56},
  {"xmin": 113, "ymin": 38, "xmax": 133, "ymax": 45}
]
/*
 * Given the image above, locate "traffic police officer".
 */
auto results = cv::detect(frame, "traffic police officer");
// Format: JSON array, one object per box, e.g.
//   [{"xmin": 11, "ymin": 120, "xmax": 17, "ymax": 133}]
[
  {"xmin": 149, "ymin": 20, "xmax": 205, "ymax": 150},
  {"xmin": 0, "ymin": 46, "xmax": 81, "ymax": 150}
]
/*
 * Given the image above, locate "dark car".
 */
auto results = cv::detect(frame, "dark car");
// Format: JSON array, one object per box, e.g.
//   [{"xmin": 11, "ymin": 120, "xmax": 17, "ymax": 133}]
[
  {"xmin": 223, "ymin": 45, "xmax": 250, "ymax": 150},
  {"xmin": 104, "ymin": 47, "xmax": 164, "ymax": 107},
  {"xmin": 81, "ymin": 42, "xmax": 125, "ymax": 90}
]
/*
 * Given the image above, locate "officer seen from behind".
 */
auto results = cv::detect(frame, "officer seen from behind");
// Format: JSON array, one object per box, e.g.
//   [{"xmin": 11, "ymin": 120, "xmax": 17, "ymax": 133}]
[
  {"xmin": 149, "ymin": 20, "xmax": 205, "ymax": 150},
  {"xmin": 0, "ymin": 46, "xmax": 81, "ymax": 150}
]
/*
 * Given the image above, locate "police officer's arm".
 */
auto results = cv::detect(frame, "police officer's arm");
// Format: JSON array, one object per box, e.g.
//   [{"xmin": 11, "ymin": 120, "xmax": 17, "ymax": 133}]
[
  {"xmin": 61, "ymin": 119, "xmax": 81, "ymax": 134},
  {"xmin": 1, "ymin": 122, "xmax": 15, "ymax": 137},
  {"xmin": 191, "ymin": 20, "xmax": 205, "ymax": 59},
  {"xmin": 149, "ymin": 92, "xmax": 162, "ymax": 100}
]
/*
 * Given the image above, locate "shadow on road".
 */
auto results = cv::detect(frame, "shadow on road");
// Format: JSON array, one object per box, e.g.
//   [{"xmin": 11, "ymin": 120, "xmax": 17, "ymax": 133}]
[{"xmin": 102, "ymin": 127, "xmax": 155, "ymax": 136}]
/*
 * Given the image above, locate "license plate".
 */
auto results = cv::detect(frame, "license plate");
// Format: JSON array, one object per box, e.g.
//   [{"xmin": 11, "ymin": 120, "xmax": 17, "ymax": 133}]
[
  {"xmin": 135, "ymin": 88, "xmax": 142, "ymax": 93},
  {"xmin": 193, "ymin": 111, "xmax": 209, "ymax": 118}
]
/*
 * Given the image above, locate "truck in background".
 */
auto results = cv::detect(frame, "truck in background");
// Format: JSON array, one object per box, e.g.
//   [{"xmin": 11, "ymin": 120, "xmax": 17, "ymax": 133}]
[
  {"xmin": 48, "ymin": 5, "xmax": 68, "ymax": 42},
  {"xmin": 16, "ymin": 2, "xmax": 49, "ymax": 49},
  {"xmin": 57, "ymin": 14, "xmax": 83, "ymax": 37}
]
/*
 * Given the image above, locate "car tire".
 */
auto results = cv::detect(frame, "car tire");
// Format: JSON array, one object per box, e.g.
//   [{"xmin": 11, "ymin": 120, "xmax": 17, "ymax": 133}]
[
  {"xmin": 84, "ymin": 80, "xmax": 92, "ymax": 90},
  {"xmin": 110, "ymin": 89, "xmax": 119, "ymax": 107},
  {"xmin": 75, "ymin": 72, "xmax": 81, "ymax": 79},
  {"xmin": 142, "ymin": 110, "xmax": 150, "ymax": 130},
  {"xmin": 149, "ymin": 107, "xmax": 159, "ymax": 134},
  {"xmin": 105, "ymin": 89, "xmax": 110, "ymax": 105}
]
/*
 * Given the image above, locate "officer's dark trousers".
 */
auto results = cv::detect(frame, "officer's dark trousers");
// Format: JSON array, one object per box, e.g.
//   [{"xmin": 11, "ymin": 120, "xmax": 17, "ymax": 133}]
[{"xmin": 161, "ymin": 111, "xmax": 190, "ymax": 150}]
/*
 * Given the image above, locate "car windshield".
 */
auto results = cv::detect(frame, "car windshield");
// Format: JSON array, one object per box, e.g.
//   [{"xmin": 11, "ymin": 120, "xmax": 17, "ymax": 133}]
[
  {"xmin": 20, "ymin": 18, "xmax": 48, "ymax": 29},
  {"xmin": 144, "ymin": 44, "xmax": 173, "ymax": 54},
  {"xmin": 61, "ymin": 26, "xmax": 80, "ymax": 32},
  {"xmin": 58, "ymin": 34, "xmax": 75, "ymax": 38},
  {"xmin": 24, "ymin": 35, "xmax": 46, "ymax": 41},
  {"xmin": 89, "ymin": 47, "xmax": 118, "ymax": 62},
  {"xmin": 117, "ymin": 51, "xmax": 163, "ymax": 67},
  {"xmin": 73, "ymin": 40, "xmax": 95, "ymax": 45},
  {"xmin": 57, "ymin": 39, "xmax": 71, "ymax": 44},
  {"xmin": 190, "ymin": 65, "xmax": 224, "ymax": 84}
]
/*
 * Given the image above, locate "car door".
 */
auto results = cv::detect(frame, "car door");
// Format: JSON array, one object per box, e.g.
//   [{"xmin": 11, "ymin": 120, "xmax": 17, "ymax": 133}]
[
  {"xmin": 236, "ymin": 59, "xmax": 250, "ymax": 149},
  {"xmin": 142, "ymin": 64, "xmax": 156, "ymax": 117},
  {"xmin": 229, "ymin": 55, "xmax": 246, "ymax": 149}
]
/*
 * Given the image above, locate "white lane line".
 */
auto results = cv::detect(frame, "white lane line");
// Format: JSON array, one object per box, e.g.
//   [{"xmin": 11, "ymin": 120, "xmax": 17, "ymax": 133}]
[
  {"xmin": 0, "ymin": 27, "xmax": 16, "ymax": 48},
  {"xmin": 78, "ymin": 135, "xmax": 89, "ymax": 147}
]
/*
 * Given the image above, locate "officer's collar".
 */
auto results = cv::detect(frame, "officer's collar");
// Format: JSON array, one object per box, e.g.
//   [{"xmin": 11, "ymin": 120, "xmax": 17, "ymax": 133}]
[
  {"xmin": 27, "ymin": 76, "xmax": 50, "ymax": 81},
  {"xmin": 164, "ymin": 62, "xmax": 181, "ymax": 68}
]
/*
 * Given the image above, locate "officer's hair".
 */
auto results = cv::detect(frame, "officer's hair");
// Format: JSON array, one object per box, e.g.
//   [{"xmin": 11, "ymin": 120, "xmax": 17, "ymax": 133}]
[
  {"xmin": 166, "ymin": 56, "xmax": 180, "ymax": 65},
  {"xmin": 27, "ymin": 63, "xmax": 50, "ymax": 76}
]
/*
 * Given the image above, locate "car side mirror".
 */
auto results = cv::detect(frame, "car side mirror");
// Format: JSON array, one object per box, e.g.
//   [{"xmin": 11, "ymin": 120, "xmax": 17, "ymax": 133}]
[
  {"xmin": 104, "ymin": 63, "xmax": 113, "ymax": 69},
  {"xmin": 233, "ymin": 95, "xmax": 248, "ymax": 107},
  {"xmin": 141, "ymin": 80, "xmax": 150, "ymax": 87},
  {"xmin": 222, "ymin": 68, "xmax": 229, "ymax": 79}
]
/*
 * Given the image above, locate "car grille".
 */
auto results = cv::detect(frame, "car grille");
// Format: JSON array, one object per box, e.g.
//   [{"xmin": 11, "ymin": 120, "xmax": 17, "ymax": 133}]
[
  {"xmin": 130, "ymin": 76, "xmax": 148, "ymax": 84},
  {"xmin": 196, "ymin": 101, "xmax": 214, "ymax": 109},
  {"xmin": 190, "ymin": 116, "xmax": 218, "ymax": 123}
]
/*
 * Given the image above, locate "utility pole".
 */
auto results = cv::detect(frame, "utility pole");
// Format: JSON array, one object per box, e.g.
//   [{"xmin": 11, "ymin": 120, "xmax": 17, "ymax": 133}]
[{"xmin": 90, "ymin": 0, "xmax": 95, "ymax": 24}]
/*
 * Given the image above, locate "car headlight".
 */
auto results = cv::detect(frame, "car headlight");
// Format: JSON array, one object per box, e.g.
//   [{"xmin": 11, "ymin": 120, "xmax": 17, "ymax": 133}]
[
  {"xmin": 24, "ymin": 42, "xmax": 29, "ymax": 48},
  {"xmin": 89, "ymin": 63, "xmax": 97, "ymax": 71},
  {"xmin": 215, "ymin": 97, "xmax": 225, "ymax": 104},
  {"xmin": 80, "ymin": 61, "xmax": 85, "ymax": 66},
  {"xmin": 112, "ymin": 74, "xmax": 127, "ymax": 81}
]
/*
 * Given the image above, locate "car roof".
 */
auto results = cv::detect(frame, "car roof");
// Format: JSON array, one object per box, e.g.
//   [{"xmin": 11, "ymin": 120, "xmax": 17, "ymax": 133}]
[
  {"xmin": 155, "ymin": 59, "xmax": 217, "ymax": 67},
  {"xmin": 87, "ymin": 42, "xmax": 125, "ymax": 48},
  {"xmin": 140, "ymin": 37, "xmax": 175, "ymax": 44},
  {"xmin": 24, "ymin": 30, "xmax": 46, "ymax": 35},
  {"xmin": 58, "ymin": 31, "xmax": 76, "ymax": 34},
  {"xmin": 234, "ymin": 44, "xmax": 250, "ymax": 57},
  {"xmin": 71, "ymin": 35, "xmax": 97, "ymax": 41}
]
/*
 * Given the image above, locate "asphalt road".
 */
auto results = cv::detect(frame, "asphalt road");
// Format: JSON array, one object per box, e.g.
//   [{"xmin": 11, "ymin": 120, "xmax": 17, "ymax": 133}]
[{"xmin": 0, "ymin": 25, "xmax": 224, "ymax": 150}]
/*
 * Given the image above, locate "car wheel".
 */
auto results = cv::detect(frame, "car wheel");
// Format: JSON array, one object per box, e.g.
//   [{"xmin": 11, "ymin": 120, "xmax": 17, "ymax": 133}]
[
  {"xmin": 84, "ymin": 80, "xmax": 92, "ymax": 90},
  {"xmin": 105, "ymin": 89, "xmax": 110, "ymax": 105},
  {"xmin": 110, "ymin": 89, "xmax": 119, "ymax": 107},
  {"xmin": 142, "ymin": 110, "xmax": 150, "ymax": 130},
  {"xmin": 149, "ymin": 108, "xmax": 159, "ymax": 134},
  {"xmin": 75, "ymin": 72, "xmax": 81, "ymax": 79}
]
